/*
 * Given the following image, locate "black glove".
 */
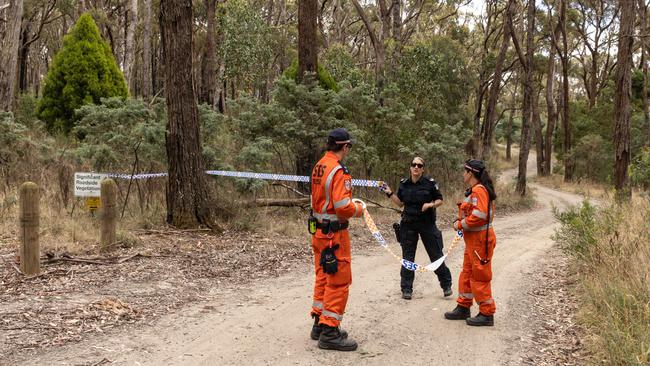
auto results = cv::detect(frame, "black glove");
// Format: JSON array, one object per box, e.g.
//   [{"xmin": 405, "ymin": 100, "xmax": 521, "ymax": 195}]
[{"xmin": 320, "ymin": 244, "xmax": 340, "ymax": 274}]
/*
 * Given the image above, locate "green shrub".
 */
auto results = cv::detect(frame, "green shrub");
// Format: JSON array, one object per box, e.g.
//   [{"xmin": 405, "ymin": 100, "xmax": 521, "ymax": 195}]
[
  {"xmin": 73, "ymin": 98, "xmax": 166, "ymax": 172},
  {"xmin": 553, "ymin": 200, "xmax": 599, "ymax": 258},
  {"xmin": 572, "ymin": 134, "xmax": 612, "ymax": 182},
  {"xmin": 38, "ymin": 13, "xmax": 128, "ymax": 133},
  {"xmin": 282, "ymin": 59, "xmax": 339, "ymax": 91},
  {"xmin": 630, "ymin": 147, "xmax": 650, "ymax": 190}
]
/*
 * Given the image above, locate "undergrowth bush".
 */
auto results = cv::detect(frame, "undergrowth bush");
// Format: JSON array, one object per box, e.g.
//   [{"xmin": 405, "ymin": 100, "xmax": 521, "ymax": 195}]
[{"xmin": 554, "ymin": 200, "xmax": 650, "ymax": 365}]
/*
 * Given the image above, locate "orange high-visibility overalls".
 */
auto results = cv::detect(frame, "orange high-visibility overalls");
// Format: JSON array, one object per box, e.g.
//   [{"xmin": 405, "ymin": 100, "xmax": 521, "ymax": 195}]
[
  {"xmin": 310, "ymin": 151, "xmax": 363, "ymax": 328},
  {"xmin": 455, "ymin": 183, "xmax": 497, "ymax": 315}
]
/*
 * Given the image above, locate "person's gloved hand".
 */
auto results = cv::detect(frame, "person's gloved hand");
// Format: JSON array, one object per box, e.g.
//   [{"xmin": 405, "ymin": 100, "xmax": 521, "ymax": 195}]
[{"xmin": 379, "ymin": 181, "xmax": 393, "ymax": 196}]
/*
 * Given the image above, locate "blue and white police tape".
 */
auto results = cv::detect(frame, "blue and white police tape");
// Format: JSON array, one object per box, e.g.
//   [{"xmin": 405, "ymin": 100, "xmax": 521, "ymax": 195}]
[
  {"xmin": 356, "ymin": 198, "xmax": 464, "ymax": 272},
  {"xmin": 108, "ymin": 170, "xmax": 382, "ymax": 188},
  {"xmin": 425, "ymin": 230, "xmax": 463, "ymax": 272},
  {"xmin": 106, "ymin": 170, "xmax": 463, "ymax": 271}
]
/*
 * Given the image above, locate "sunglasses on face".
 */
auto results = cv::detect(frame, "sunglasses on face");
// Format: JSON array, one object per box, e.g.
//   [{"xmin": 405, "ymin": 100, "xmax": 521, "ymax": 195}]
[{"xmin": 411, "ymin": 163, "xmax": 424, "ymax": 168}]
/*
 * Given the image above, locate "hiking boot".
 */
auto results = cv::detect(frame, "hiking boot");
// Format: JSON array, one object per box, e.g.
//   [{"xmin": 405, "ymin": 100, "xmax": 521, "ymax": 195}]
[
  {"xmin": 310, "ymin": 314, "xmax": 347, "ymax": 340},
  {"xmin": 466, "ymin": 312, "xmax": 494, "ymax": 326},
  {"xmin": 443, "ymin": 287, "xmax": 453, "ymax": 297},
  {"xmin": 444, "ymin": 305, "xmax": 471, "ymax": 320},
  {"xmin": 318, "ymin": 325, "xmax": 358, "ymax": 351},
  {"xmin": 402, "ymin": 290, "xmax": 412, "ymax": 300}
]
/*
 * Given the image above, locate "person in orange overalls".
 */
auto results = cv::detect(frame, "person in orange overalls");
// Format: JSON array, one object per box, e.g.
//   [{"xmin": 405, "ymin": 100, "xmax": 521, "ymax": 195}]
[
  {"xmin": 444, "ymin": 159, "xmax": 497, "ymax": 326},
  {"xmin": 309, "ymin": 128, "xmax": 364, "ymax": 351}
]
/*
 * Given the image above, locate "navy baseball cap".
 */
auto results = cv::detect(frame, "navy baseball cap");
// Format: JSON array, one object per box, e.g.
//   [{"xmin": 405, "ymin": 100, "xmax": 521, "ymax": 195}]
[
  {"xmin": 328, "ymin": 128, "xmax": 356, "ymax": 144},
  {"xmin": 464, "ymin": 159, "xmax": 486, "ymax": 172}
]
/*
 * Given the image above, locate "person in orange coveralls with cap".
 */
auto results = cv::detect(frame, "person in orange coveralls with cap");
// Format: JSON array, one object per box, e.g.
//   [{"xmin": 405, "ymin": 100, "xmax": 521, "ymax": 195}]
[
  {"xmin": 444, "ymin": 159, "xmax": 497, "ymax": 326},
  {"xmin": 308, "ymin": 128, "xmax": 364, "ymax": 351}
]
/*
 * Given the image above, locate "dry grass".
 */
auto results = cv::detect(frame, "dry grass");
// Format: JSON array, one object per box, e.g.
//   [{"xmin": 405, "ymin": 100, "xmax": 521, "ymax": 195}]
[
  {"xmin": 532, "ymin": 175, "xmax": 609, "ymax": 199},
  {"xmin": 554, "ymin": 198, "xmax": 650, "ymax": 365},
  {"xmin": 492, "ymin": 143, "xmax": 519, "ymax": 172},
  {"xmin": 494, "ymin": 181, "xmax": 537, "ymax": 213}
]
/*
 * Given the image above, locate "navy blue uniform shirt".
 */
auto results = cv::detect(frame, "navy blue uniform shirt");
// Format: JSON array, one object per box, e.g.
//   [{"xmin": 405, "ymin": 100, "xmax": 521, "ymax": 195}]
[{"xmin": 397, "ymin": 176, "xmax": 443, "ymax": 223}]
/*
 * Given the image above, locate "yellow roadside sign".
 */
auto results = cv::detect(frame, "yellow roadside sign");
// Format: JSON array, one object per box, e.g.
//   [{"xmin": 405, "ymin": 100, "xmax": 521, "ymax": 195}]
[{"xmin": 86, "ymin": 197, "xmax": 101, "ymax": 211}]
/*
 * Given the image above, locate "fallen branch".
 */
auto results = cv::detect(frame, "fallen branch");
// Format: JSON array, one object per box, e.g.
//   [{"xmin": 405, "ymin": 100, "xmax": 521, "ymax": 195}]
[
  {"xmin": 116, "ymin": 253, "xmax": 155, "ymax": 263},
  {"xmin": 362, "ymin": 197, "xmax": 402, "ymax": 213},
  {"xmin": 270, "ymin": 182, "xmax": 309, "ymax": 197},
  {"xmin": 41, "ymin": 252, "xmax": 161, "ymax": 266},
  {"xmin": 45, "ymin": 257, "xmax": 108, "ymax": 265},
  {"xmin": 92, "ymin": 358, "xmax": 112, "ymax": 366},
  {"xmin": 244, "ymin": 197, "xmax": 310, "ymax": 207},
  {"xmin": 135, "ymin": 228, "xmax": 212, "ymax": 235},
  {"xmin": 10, "ymin": 262, "xmax": 24, "ymax": 275}
]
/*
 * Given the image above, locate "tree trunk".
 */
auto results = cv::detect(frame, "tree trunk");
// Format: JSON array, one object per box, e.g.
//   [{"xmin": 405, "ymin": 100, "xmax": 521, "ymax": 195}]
[
  {"xmin": 298, "ymin": 0, "xmax": 318, "ymax": 83},
  {"xmin": 472, "ymin": 82, "xmax": 486, "ymax": 157},
  {"xmin": 317, "ymin": 0, "xmax": 329, "ymax": 50},
  {"xmin": 559, "ymin": 0, "xmax": 573, "ymax": 181},
  {"xmin": 124, "ymin": 0, "xmax": 138, "ymax": 95},
  {"xmin": 142, "ymin": 0, "xmax": 153, "ymax": 99},
  {"xmin": 506, "ymin": 81, "xmax": 519, "ymax": 161},
  {"xmin": 216, "ymin": 0, "xmax": 227, "ymax": 112},
  {"xmin": 515, "ymin": 0, "xmax": 536, "ymax": 195},
  {"xmin": 18, "ymin": 21, "xmax": 31, "ymax": 93},
  {"xmin": 200, "ymin": 0, "xmax": 217, "ymax": 107},
  {"xmin": 391, "ymin": 0, "xmax": 401, "ymax": 72},
  {"xmin": 0, "ymin": 0, "xmax": 24, "ymax": 111},
  {"xmin": 613, "ymin": 0, "xmax": 635, "ymax": 200},
  {"xmin": 544, "ymin": 17, "xmax": 560, "ymax": 176},
  {"xmin": 296, "ymin": 0, "xmax": 319, "ymax": 186},
  {"xmin": 392, "ymin": 0, "xmax": 401, "ymax": 43},
  {"xmin": 160, "ymin": 0, "xmax": 218, "ymax": 229},
  {"xmin": 351, "ymin": 0, "xmax": 386, "ymax": 103},
  {"xmin": 479, "ymin": 0, "xmax": 513, "ymax": 160},
  {"xmin": 506, "ymin": 109, "xmax": 513, "ymax": 161},
  {"xmin": 473, "ymin": 2, "xmax": 495, "ymax": 156},
  {"xmin": 532, "ymin": 89, "xmax": 545, "ymax": 175},
  {"xmin": 640, "ymin": 0, "xmax": 650, "ymax": 146}
]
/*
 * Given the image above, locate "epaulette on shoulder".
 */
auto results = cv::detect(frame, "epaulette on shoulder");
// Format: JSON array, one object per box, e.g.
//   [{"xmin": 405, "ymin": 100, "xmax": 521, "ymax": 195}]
[
  {"xmin": 429, "ymin": 177, "xmax": 439, "ymax": 190},
  {"xmin": 338, "ymin": 161, "xmax": 350, "ymax": 174},
  {"xmin": 400, "ymin": 177, "xmax": 408, "ymax": 183}
]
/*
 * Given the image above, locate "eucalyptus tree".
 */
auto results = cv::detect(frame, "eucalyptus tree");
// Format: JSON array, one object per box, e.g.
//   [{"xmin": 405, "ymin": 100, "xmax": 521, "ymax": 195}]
[
  {"xmin": 160, "ymin": 0, "xmax": 218, "ymax": 229},
  {"xmin": 0, "ymin": 0, "xmax": 24, "ymax": 111},
  {"xmin": 613, "ymin": 0, "xmax": 635, "ymax": 199}
]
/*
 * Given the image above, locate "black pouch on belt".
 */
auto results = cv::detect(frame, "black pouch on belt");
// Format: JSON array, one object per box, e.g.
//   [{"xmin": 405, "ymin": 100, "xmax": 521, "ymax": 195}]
[
  {"xmin": 393, "ymin": 222, "xmax": 401, "ymax": 244},
  {"xmin": 320, "ymin": 244, "xmax": 340, "ymax": 274}
]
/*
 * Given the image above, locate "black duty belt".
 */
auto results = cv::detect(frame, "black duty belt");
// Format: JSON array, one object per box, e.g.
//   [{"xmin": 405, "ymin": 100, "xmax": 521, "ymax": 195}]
[
  {"xmin": 401, "ymin": 214, "xmax": 430, "ymax": 223},
  {"xmin": 317, "ymin": 220, "xmax": 349, "ymax": 233}
]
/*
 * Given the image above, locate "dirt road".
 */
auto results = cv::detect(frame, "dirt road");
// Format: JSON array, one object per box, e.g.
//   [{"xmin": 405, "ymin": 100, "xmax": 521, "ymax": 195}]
[{"xmin": 15, "ymin": 159, "xmax": 585, "ymax": 366}]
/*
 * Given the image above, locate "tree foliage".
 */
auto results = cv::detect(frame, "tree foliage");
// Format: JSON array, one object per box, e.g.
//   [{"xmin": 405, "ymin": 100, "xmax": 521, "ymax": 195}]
[{"xmin": 37, "ymin": 13, "xmax": 128, "ymax": 133}]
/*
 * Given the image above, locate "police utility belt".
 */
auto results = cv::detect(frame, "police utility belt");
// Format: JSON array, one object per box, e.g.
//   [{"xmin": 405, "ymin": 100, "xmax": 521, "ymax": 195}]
[{"xmin": 308, "ymin": 216, "xmax": 348, "ymax": 235}]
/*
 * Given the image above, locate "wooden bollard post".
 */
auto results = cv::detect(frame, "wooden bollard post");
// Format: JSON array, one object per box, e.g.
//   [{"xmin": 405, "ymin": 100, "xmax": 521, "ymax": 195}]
[
  {"xmin": 19, "ymin": 182, "xmax": 40, "ymax": 275},
  {"xmin": 100, "ymin": 178, "xmax": 117, "ymax": 251}
]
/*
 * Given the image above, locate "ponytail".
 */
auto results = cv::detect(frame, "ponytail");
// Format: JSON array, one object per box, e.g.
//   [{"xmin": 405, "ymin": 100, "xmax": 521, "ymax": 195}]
[{"xmin": 479, "ymin": 170, "xmax": 497, "ymax": 201}]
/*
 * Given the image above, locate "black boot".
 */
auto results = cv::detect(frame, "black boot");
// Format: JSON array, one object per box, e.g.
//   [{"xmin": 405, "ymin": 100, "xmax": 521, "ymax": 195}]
[
  {"xmin": 466, "ymin": 312, "xmax": 494, "ymax": 326},
  {"xmin": 318, "ymin": 325, "xmax": 358, "ymax": 351},
  {"xmin": 401, "ymin": 290, "xmax": 412, "ymax": 300},
  {"xmin": 443, "ymin": 286, "xmax": 453, "ymax": 297},
  {"xmin": 444, "ymin": 305, "xmax": 471, "ymax": 320},
  {"xmin": 310, "ymin": 314, "xmax": 348, "ymax": 340}
]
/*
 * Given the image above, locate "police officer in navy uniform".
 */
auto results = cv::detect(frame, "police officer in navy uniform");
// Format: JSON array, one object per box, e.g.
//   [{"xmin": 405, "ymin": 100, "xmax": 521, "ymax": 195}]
[{"xmin": 381, "ymin": 156, "xmax": 453, "ymax": 299}]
